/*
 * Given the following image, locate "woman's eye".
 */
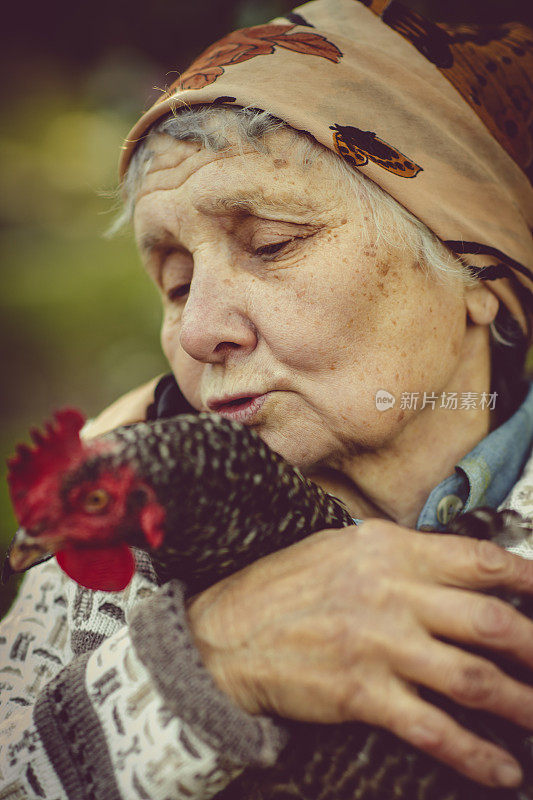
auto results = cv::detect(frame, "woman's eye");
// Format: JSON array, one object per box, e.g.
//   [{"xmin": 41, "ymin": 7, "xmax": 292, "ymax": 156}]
[
  {"xmin": 166, "ymin": 284, "xmax": 190, "ymax": 302},
  {"xmin": 254, "ymin": 240, "xmax": 293, "ymax": 257}
]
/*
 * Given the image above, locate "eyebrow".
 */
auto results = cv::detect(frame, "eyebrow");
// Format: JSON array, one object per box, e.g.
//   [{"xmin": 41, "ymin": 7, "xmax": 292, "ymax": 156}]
[
  {"xmin": 138, "ymin": 192, "xmax": 317, "ymax": 257},
  {"xmin": 195, "ymin": 191, "xmax": 316, "ymax": 218}
]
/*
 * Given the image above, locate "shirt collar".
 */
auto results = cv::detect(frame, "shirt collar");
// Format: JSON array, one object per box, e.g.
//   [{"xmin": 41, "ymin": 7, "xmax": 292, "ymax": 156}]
[{"xmin": 416, "ymin": 383, "xmax": 533, "ymax": 531}]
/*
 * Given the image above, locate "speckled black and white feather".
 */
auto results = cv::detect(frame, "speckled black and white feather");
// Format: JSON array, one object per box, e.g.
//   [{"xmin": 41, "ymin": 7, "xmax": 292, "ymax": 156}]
[
  {"xmin": 98, "ymin": 413, "xmax": 533, "ymax": 800},
  {"xmin": 102, "ymin": 413, "xmax": 354, "ymax": 594}
]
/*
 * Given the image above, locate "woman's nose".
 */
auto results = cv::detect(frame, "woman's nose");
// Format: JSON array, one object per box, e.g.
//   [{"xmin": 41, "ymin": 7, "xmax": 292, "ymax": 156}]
[{"xmin": 178, "ymin": 267, "xmax": 257, "ymax": 363}]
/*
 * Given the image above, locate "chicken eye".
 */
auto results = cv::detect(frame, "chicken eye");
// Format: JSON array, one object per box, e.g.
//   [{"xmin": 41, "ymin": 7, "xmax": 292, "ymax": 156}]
[{"xmin": 82, "ymin": 489, "xmax": 111, "ymax": 513}]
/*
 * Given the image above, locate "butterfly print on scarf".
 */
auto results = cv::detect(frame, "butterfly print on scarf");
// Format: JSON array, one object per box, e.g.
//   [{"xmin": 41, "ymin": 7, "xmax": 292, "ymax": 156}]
[
  {"xmin": 330, "ymin": 124, "xmax": 423, "ymax": 177},
  {"xmin": 159, "ymin": 25, "xmax": 343, "ymax": 96}
]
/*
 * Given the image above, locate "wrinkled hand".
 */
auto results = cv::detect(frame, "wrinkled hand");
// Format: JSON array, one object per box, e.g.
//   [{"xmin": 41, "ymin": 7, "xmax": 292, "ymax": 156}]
[{"xmin": 187, "ymin": 520, "xmax": 533, "ymax": 789}]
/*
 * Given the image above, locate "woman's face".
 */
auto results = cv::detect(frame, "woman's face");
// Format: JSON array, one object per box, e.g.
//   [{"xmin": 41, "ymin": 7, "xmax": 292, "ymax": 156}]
[{"xmin": 134, "ymin": 128, "xmax": 467, "ymax": 471}]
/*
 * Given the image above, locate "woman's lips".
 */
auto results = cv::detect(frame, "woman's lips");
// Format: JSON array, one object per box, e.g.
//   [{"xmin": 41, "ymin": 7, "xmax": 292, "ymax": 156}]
[{"xmin": 209, "ymin": 394, "xmax": 268, "ymax": 423}]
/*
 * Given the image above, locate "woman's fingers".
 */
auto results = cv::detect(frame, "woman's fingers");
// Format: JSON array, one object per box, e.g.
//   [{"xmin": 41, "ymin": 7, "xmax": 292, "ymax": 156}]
[
  {"xmin": 396, "ymin": 632, "xmax": 533, "ymax": 732},
  {"xmin": 383, "ymin": 686, "xmax": 523, "ymax": 788},
  {"xmin": 416, "ymin": 585, "xmax": 533, "ymax": 667},
  {"xmin": 409, "ymin": 529, "xmax": 533, "ymax": 592}
]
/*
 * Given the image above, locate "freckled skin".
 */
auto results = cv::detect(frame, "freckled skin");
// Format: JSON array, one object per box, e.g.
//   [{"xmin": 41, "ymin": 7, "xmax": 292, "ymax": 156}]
[
  {"xmin": 133, "ymin": 126, "xmax": 494, "ymax": 525},
  {"xmin": 377, "ymin": 261, "xmax": 391, "ymax": 276}
]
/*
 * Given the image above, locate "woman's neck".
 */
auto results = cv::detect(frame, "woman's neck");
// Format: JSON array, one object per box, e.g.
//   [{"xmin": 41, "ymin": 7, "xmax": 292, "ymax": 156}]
[{"xmin": 308, "ymin": 325, "xmax": 493, "ymax": 528}]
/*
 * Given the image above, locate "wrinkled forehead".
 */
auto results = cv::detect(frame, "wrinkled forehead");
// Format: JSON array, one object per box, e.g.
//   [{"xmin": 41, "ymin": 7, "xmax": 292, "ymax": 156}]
[
  {"xmin": 133, "ymin": 127, "xmax": 334, "ymax": 213},
  {"xmin": 139, "ymin": 132, "xmax": 258, "ymax": 188}
]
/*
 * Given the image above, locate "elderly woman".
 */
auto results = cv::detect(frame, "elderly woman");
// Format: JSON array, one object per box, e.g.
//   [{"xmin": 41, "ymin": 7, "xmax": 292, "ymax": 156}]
[{"xmin": 1, "ymin": 0, "xmax": 533, "ymax": 797}]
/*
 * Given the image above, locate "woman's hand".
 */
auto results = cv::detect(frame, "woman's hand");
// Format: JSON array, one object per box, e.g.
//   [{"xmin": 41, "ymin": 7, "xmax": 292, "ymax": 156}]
[{"xmin": 187, "ymin": 519, "xmax": 533, "ymax": 789}]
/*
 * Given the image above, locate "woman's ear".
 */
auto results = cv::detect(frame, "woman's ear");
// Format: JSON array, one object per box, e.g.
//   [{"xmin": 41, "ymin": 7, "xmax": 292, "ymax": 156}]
[{"xmin": 465, "ymin": 284, "xmax": 499, "ymax": 326}]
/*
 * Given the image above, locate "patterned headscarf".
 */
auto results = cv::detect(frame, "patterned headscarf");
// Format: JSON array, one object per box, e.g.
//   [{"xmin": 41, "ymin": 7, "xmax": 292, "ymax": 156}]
[{"xmin": 119, "ymin": 0, "xmax": 533, "ymax": 338}]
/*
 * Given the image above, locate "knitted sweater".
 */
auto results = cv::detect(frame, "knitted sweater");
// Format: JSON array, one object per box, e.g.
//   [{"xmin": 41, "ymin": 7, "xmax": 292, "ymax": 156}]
[{"xmin": 1, "ymin": 453, "xmax": 533, "ymax": 800}]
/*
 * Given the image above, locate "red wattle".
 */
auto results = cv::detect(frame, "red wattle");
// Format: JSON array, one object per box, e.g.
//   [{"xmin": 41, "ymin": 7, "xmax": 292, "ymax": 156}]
[
  {"xmin": 139, "ymin": 502, "xmax": 166, "ymax": 548},
  {"xmin": 56, "ymin": 544, "xmax": 135, "ymax": 592}
]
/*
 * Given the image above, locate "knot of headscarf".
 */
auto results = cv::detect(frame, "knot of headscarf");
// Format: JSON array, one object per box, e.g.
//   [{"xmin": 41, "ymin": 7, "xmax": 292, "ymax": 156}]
[{"xmin": 120, "ymin": 0, "xmax": 533, "ymax": 339}]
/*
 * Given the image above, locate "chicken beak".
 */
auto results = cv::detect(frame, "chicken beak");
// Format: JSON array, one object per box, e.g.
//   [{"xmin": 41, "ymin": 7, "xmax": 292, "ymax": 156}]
[{"xmin": 1, "ymin": 528, "xmax": 54, "ymax": 583}]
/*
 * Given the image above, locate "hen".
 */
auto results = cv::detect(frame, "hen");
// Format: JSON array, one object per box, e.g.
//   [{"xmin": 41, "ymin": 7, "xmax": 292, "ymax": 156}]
[{"xmin": 4, "ymin": 408, "xmax": 533, "ymax": 800}]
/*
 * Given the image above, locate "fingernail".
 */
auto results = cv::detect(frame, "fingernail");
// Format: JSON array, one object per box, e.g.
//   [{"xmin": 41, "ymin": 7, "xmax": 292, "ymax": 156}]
[{"xmin": 494, "ymin": 761, "xmax": 522, "ymax": 787}]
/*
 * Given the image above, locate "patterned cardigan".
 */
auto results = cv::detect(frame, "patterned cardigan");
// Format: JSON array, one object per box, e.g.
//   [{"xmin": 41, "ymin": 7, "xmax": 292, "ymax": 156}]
[{"xmin": 1, "ymin": 451, "xmax": 532, "ymax": 800}]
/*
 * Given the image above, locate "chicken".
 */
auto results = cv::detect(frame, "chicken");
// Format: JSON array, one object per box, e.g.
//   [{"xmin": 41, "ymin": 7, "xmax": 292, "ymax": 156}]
[
  {"xmin": 3, "ymin": 407, "xmax": 533, "ymax": 800},
  {"xmin": 4, "ymin": 408, "xmax": 354, "ymax": 592}
]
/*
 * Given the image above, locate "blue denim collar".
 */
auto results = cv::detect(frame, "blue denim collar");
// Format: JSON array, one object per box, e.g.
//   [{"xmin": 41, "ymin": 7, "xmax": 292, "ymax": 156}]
[{"xmin": 416, "ymin": 382, "xmax": 533, "ymax": 531}]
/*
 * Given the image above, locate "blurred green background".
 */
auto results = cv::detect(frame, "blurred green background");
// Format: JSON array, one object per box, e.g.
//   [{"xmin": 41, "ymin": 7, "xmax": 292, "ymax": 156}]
[{"xmin": 1, "ymin": 0, "xmax": 532, "ymax": 617}]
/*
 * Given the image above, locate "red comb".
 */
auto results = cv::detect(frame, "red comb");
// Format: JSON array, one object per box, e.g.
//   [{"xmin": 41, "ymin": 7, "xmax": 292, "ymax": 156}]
[{"xmin": 7, "ymin": 408, "xmax": 86, "ymax": 524}]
